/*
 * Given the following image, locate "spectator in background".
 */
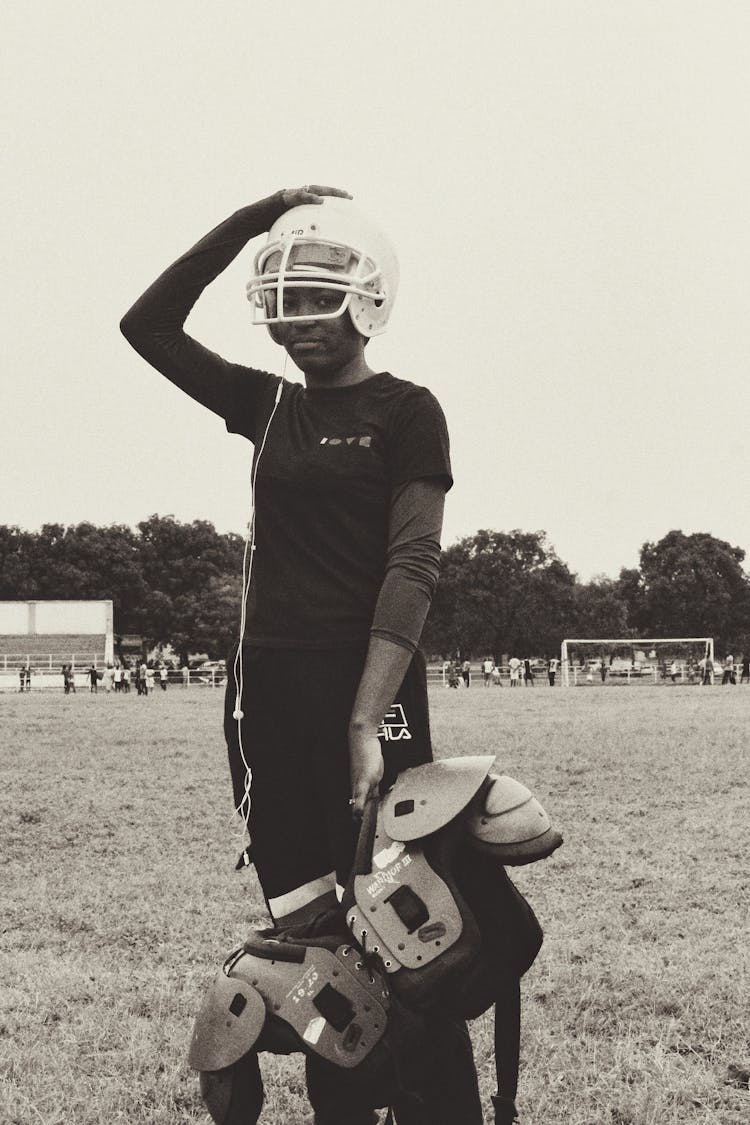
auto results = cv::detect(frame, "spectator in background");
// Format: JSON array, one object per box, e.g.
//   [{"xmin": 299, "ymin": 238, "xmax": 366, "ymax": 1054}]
[
  {"xmin": 102, "ymin": 664, "xmax": 115, "ymax": 693},
  {"xmin": 669, "ymin": 659, "xmax": 679, "ymax": 683},
  {"xmin": 491, "ymin": 663, "xmax": 502, "ymax": 686},
  {"xmin": 523, "ymin": 658, "xmax": 534, "ymax": 687},
  {"xmin": 482, "ymin": 656, "xmax": 493, "ymax": 687},
  {"xmin": 159, "ymin": 664, "xmax": 168, "ymax": 691},
  {"xmin": 461, "ymin": 659, "xmax": 471, "ymax": 688},
  {"xmin": 89, "ymin": 664, "xmax": 99, "ymax": 693},
  {"xmin": 146, "ymin": 665, "xmax": 155, "ymax": 694},
  {"xmin": 599, "ymin": 657, "xmax": 607, "ymax": 684},
  {"xmin": 508, "ymin": 656, "xmax": 520, "ymax": 687},
  {"xmin": 113, "ymin": 664, "xmax": 123, "ymax": 692},
  {"xmin": 181, "ymin": 664, "xmax": 189, "ymax": 688},
  {"xmin": 722, "ymin": 654, "xmax": 736, "ymax": 685},
  {"xmin": 740, "ymin": 654, "xmax": 750, "ymax": 684},
  {"xmin": 548, "ymin": 656, "xmax": 559, "ymax": 686},
  {"xmin": 122, "ymin": 665, "xmax": 131, "ymax": 693}
]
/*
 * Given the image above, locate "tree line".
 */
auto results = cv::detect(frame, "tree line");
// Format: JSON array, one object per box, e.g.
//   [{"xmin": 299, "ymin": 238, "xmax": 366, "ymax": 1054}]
[
  {"xmin": 0, "ymin": 517, "xmax": 244, "ymax": 665},
  {"xmin": 2, "ymin": 517, "xmax": 749, "ymax": 661}
]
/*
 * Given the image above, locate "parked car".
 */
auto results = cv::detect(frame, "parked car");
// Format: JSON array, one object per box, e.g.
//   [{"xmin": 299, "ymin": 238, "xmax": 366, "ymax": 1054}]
[{"xmin": 192, "ymin": 659, "xmax": 226, "ymax": 684}]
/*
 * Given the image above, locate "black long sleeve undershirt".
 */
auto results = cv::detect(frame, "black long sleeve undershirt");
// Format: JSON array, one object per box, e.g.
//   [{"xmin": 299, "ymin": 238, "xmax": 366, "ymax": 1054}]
[
  {"xmin": 120, "ymin": 193, "xmax": 287, "ymax": 417},
  {"xmin": 371, "ymin": 480, "xmax": 444, "ymax": 652}
]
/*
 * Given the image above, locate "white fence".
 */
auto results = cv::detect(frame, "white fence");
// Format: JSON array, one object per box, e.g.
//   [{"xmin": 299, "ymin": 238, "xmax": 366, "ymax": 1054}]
[
  {"xmin": 2, "ymin": 660, "xmax": 740, "ymax": 693},
  {"xmin": 3, "ymin": 662, "xmax": 530, "ymax": 692},
  {"xmin": 0, "ymin": 666, "xmax": 217, "ymax": 693}
]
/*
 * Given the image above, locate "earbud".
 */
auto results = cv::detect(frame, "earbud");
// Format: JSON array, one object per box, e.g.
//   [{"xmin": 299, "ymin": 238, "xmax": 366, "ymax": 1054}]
[{"xmin": 233, "ymin": 708, "xmax": 244, "ymax": 720}]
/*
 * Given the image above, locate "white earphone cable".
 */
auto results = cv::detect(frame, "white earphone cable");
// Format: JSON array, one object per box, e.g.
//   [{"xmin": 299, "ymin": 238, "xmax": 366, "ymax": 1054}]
[{"xmin": 232, "ymin": 369, "xmax": 285, "ymax": 838}]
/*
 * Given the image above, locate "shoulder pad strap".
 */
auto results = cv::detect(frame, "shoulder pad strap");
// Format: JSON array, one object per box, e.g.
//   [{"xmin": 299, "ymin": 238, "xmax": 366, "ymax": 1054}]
[
  {"xmin": 188, "ymin": 969, "xmax": 266, "ymax": 1072},
  {"xmin": 382, "ymin": 756, "xmax": 495, "ymax": 841}
]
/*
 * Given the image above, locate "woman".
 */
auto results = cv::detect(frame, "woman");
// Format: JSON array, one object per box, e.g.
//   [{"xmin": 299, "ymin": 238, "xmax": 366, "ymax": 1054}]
[{"xmin": 121, "ymin": 185, "xmax": 481, "ymax": 1124}]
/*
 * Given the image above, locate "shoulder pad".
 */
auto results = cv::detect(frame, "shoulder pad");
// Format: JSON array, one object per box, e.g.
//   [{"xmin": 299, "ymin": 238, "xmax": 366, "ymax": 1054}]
[
  {"xmin": 188, "ymin": 968, "xmax": 266, "ymax": 1071},
  {"xmin": 348, "ymin": 808, "xmax": 466, "ymax": 972},
  {"xmin": 467, "ymin": 774, "xmax": 563, "ymax": 864},
  {"xmin": 231, "ymin": 937, "xmax": 390, "ymax": 1069},
  {"xmin": 383, "ymin": 755, "xmax": 495, "ymax": 841}
]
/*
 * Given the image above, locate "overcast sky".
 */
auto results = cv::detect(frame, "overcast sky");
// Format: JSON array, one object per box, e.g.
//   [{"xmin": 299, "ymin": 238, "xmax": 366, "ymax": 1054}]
[{"xmin": 4, "ymin": 1, "xmax": 749, "ymax": 581}]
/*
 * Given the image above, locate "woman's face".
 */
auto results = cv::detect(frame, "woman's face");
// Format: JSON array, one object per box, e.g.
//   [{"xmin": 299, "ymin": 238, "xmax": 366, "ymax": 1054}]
[{"xmin": 275, "ymin": 287, "xmax": 366, "ymax": 377}]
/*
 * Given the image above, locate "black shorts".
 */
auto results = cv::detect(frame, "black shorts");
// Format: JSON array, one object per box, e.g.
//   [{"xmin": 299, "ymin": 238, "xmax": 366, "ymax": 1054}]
[{"xmin": 224, "ymin": 646, "xmax": 433, "ymax": 907}]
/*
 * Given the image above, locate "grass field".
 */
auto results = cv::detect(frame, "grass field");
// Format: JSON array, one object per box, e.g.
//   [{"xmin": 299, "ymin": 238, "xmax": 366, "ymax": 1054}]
[{"xmin": 2, "ymin": 685, "xmax": 749, "ymax": 1124}]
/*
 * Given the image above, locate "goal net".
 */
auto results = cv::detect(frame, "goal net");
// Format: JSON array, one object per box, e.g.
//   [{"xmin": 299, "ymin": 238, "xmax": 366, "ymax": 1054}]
[{"xmin": 560, "ymin": 637, "xmax": 714, "ymax": 686}]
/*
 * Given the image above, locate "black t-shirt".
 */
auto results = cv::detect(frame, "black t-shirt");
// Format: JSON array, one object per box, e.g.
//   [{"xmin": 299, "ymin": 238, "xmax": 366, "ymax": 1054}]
[{"xmin": 223, "ymin": 368, "xmax": 452, "ymax": 648}]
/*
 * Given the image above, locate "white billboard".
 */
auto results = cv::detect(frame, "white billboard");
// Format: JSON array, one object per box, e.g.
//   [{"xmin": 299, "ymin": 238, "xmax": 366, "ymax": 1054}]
[
  {"xmin": 34, "ymin": 601, "xmax": 112, "ymax": 635},
  {"xmin": 0, "ymin": 600, "xmax": 113, "ymax": 635},
  {"xmin": 0, "ymin": 601, "xmax": 113, "ymax": 662},
  {"xmin": 0, "ymin": 602, "xmax": 29, "ymax": 634}
]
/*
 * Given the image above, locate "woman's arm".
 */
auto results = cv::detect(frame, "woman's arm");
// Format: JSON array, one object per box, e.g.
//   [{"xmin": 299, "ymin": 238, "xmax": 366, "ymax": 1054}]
[
  {"xmin": 348, "ymin": 477, "xmax": 446, "ymax": 815},
  {"xmin": 119, "ymin": 185, "xmax": 352, "ymax": 417},
  {"xmin": 120, "ymin": 193, "xmax": 287, "ymax": 416}
]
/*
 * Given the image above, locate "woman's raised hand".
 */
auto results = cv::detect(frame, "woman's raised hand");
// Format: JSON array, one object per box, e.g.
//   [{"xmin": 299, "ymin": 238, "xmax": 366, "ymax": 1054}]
[{"xmin": 281, "ymin": 185, "xmax": 353, "ymax": 208}]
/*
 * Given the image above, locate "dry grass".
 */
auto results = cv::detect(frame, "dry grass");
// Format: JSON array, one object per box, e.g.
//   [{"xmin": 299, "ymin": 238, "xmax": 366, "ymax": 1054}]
[{"xmin": 1, "ymin": 685, "xmax": 749, "ymax": 1124}]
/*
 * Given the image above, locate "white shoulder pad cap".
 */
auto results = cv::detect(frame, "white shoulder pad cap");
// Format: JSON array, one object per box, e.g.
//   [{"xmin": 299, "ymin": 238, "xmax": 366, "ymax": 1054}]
[
  {"xmin": 188, "ymin": 969, "xmax": 266, "ymax": 1072},
  {"xmin": 467, "ymin": 774, "xmax": 563, "ymax": 863},
  {"xmin": 383, "ymin": 755, "xmax": 495, "ymax": 841}
]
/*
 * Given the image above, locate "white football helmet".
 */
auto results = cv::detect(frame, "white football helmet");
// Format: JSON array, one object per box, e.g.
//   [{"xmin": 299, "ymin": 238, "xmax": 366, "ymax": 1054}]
[{"xmin": 247, "ymin": 199, "xmax": 399, "ymax": 340}]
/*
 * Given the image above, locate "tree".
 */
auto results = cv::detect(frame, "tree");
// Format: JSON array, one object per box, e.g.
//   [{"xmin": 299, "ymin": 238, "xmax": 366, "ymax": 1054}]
[
  {"xmin": 0, "ymin": 526, "xmax": 35, "ymax": 598},
  {"xmin": 620, "ymin": 530, "xmax": 750, "ymax": 652},
  {"xmin": 133, "ymin": 515, "xmax": 244, "ymax": 654},
  {"xmin": 183, "ymin": 574, "xmax": 245, "ymax": 664},
  {"xmin": 0, "ymin": 516, "xmax": 245, "ymax": 660},
  {"xmin": 571, "ymin": 577, "xmax": 631, "ymax": 639},
  {"xmin": 19, "ymin": 522, "xmax": 148, "ymax": 631},
  {"xmin": 424, "ymin": 529, "xmax": 577, "ymax": 657}
]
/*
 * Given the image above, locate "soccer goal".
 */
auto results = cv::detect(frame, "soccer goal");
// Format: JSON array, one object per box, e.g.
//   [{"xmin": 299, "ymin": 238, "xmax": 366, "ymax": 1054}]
[{"xmin": 560, "ymin": 637, "xmax": 715, "ymax": 687}]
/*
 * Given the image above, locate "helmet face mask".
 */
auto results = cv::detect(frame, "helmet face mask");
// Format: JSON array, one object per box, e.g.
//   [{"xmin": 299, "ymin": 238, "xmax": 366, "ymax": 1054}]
[{"xmin": 247, "ymin": 200, "xmax": 398, "ymax": 339}]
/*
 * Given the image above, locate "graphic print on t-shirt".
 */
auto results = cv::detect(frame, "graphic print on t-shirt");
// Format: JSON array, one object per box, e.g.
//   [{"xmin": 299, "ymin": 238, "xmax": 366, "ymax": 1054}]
[
  {"xmin": 378, "ymin": 703, "xmax": 412, "ymax": 741},
  {"xmin": 319, "ymin": 434, "xmax": 373, "ymax": 447}
]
